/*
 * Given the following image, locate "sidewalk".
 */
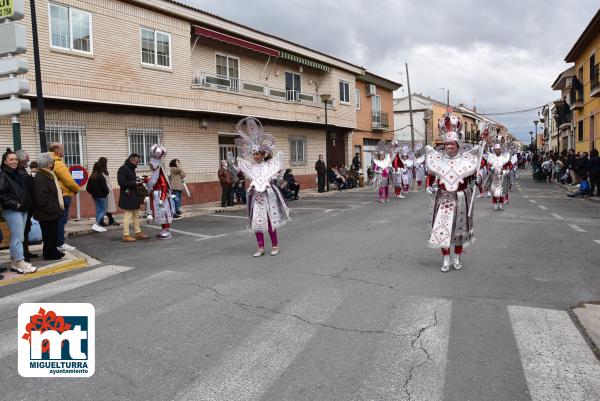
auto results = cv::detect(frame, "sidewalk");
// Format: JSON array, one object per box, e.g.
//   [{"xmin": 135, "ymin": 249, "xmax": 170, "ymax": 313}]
[{"xmin": 66, "ymin": 185, "xmax": 373, "ymax": 238}]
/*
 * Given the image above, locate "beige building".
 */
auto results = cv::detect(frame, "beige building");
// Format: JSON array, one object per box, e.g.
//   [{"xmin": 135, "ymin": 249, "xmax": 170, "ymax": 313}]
[{"xmin": 0, "ymin": 0, "xmax": 394, "ymax": 216}]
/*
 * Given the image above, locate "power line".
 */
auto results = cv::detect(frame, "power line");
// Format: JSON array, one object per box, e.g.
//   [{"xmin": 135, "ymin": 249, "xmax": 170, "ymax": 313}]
[{"xmin": 478, "ymin": 105, "xmax": 546, "ymax": 116}]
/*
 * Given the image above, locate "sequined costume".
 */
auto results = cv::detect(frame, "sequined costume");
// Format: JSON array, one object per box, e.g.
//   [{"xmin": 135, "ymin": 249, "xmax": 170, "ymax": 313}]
[{"xmin": 146, "ymin": 144, "xmax": 175, "ymax": 239}]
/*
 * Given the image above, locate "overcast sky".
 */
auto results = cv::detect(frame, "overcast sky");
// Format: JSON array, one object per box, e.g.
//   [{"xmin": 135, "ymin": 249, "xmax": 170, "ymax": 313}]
[{"xmin": 182, "ymin": 0, "xmax": 598, "ymax": 142}]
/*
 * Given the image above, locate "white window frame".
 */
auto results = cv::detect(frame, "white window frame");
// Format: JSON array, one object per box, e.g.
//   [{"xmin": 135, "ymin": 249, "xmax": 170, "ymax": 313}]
[
  {"xmin": 285, "ymin": 71, "xmax": 302, "ymax": 102},
  {"xmin": 48, "ymin": 3, "xmax": 93, "ymax": 54},
  {"xmin": 140, "ymin": 27, "xmax": 172, "ymax": 69},
  {"xmin": 127, "ymin": 128, "xmax": 163, "ymax": 167},
  {"xmin": 215, "ymin": 53, "xmax": 241, "ymax": 91},
  {"xmin": 339, "ymin": 80, "xmax": 350, "ymax": 104},
  {"xmin": 289, "ymin": 136, "xmax": 307, "ymax": 166},
  {"xmin": 355, "ymin": 88, "xmax": 360, "ymax": 110},
  {"xmin": 45, "ymin": 123, "xmax": 85, "ymax": 166}
]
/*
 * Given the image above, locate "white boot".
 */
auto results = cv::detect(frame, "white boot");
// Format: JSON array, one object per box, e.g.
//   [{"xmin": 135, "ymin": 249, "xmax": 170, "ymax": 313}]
[
  {"xmin": 441, "ymin": 255, "xmax": 451, "ymax": 272},
  {"xmin": 399, "ymin": 194, "xmax": 406, "ymax": 199},
  {"xmin": 452, "ymin": 254, "xmax": 462, "ymax": 270},
  {"xmin": 253, "ymin": 249, "xmax": 265, "ymax": 257},
  {"xmin": 499, "ymin": 203, "xmax": 504, "ymax": 211}
]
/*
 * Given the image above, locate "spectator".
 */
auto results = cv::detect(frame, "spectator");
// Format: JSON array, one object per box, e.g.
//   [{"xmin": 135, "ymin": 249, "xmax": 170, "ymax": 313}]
[
  {"xmin": 587, "ymin": 148, "xmax": 600, "ymax": 197},
  {"xmin": 169, "ymin": 159, "xmax": 185, "ymax": 218},
  {"xmin": 352, "ymin": 152, "xmax": 361, "ymax": 171},
  {"xmin": 566, "ymin": 149, "xmax": 577, "ymax": 185},
  {"xmin": 235, "ymin": 170, "xmax": 247, "ymax": 205},
  {"xmin": 575, "ymin": 152, "xmax": 589, "ymax": 183},
  {"xmin": 218, "ymin": 160, "xmax": 233, "ymax": 207},
  {"xmin": 347, "ymin": 166, "xmax": 358, "ymax": 188},
  {"xmin": 97, "ymin": 157, "xmax": 119, "ymax": 226},
  {"xmin": 29, "ymin": 161, "xmax": 38, "ymax": 176},
  {"xmin": 331, "ymin": 165, "xmax": 346, "ymax": 190},
  {"xmin": 117, "ymin": 153, "xmax": 150, "ymax": 242},
  {"xmin": 31, "ymin": 153, "xmax": 65, "ymax": 261},
  {"xmin": 86, "ymin": 162, "xmax": 109, "ymax": 233},
  {"xmin": 315, "ymin": 155, "xmax": 327, "ymax": 193},
  {"xmin": 283, "ymin": 168, "xmax": 300, "ymax": 200},
  {"xmin": 0, "ymin": 148, "xmax": 36, "ymax": 273},
  {"xmin": 49, "ymin": 142, "xmax": 80, "ymax": 252},
  {"xmin": 15, "ymin": 150, "xmax": 38, "ymax": 262},
  {"xmin": 541, "ymin": 157, "xmax": 554, "ymax": 183},
  {"xmin": 567, "ymin": 176, "xmax": 591, "ymax": 198}
]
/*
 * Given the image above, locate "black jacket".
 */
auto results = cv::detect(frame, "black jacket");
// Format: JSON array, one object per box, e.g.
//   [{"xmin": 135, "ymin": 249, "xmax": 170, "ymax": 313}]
[
  {"xmin": 86, "ymin": 174, "xmax": 109, "ymax": 199},
  {"xmin": 588, "ymin": 156, "xmax": 600, "ymax": 178},
  {"xmin": 315, "ymin": 160, "xmax": 327, "ymax": 175},
  {"xmin": 0, "ymin": 164, "xmax": 32, "ymax": 212},
  {"xmin": 32, "ymin": 169, "xmax": 63, "ymax": 222},
  {"xmin": 117, "ymin": 160, "xmax": 139, "ymax": 210}
]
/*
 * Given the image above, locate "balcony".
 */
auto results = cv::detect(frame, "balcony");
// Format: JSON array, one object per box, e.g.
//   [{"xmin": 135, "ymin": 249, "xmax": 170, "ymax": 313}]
[
  {"xmin": 192, "ymin": 72, "xmax": 322, "ymax": 106},
  {"xmin": 591, "ymin": 64, "xmax": 600, "ymax": 97},
  {"xmin": 372, "ymin": 111, "xmax": 389, "ymax": 130},
  {"xmin": 569, "ymin": 87, "xmax": 583, "ymax": 110}
]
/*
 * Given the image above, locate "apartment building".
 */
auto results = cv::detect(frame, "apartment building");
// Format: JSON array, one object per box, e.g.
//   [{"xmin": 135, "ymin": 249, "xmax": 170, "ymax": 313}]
[
  {"xmin": 551, "ymin": 66, "xmax": 576, "ymax": 152},
  {"xmin": 563, "ymin": 9, "xmax": 600, "ymax": 153},
  {"xmin": 0, "ymin": 0, "xmax": 384, "ymax": 217},
  {"xmin": 352, "ymin": 72, "xmax": 400, "ymax": 169}
]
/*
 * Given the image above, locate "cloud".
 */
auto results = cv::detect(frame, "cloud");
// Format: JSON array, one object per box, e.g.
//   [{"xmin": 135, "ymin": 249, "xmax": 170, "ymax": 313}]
[{"xmin": 180, "ymin": 0, "xmax": 599, "ymax": 141}]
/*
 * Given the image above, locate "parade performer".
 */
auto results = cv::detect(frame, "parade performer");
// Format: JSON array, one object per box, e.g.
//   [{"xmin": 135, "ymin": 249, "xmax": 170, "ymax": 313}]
[
  {"xmin": 414, "ymin": 144, "xmax": 426, "ymax": 189},
  {"xmin": 373, "ymin": 140, "xmax": 392, "ymax": 202},
  {"xmin": 485, "ymin": 139, "xmax": 512, "ymax": 211},
  {"xmin": 391, "ymin": 142, "xmax": 405, "ymax": 198},
  {"xmin": 399, "ymin": 144, "xmax": 414, "ymax": 193},
  {"xmin": 475, "ymin": 154, "xmax": 490, "ymax": 198},
  {"xmin": 235, "ymin": 117, "xmax": 290, "ymax": 257},
  {"xmin": 425, "ymin": 113, "xmax": 482, "ymax": 272},
  {"xmin": 146, "ymin": 144, "xmax": 175, "ymax": 239}
]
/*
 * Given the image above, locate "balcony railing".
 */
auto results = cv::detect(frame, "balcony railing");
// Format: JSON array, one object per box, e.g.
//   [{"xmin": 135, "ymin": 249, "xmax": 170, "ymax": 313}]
[
  {"xmin": 591, "ymin": 64, "xmax": 600, "ymax": 97},
  {"xmin": 192, "ymin": 72, "xmax": 322, "ymax": 106},
  {"xmin": 569, "ymin": 87, "xmax": 583, "ymax": 109},
  {"xmin": 372, "ymin": 111, "xmax": 389, "ymax": 129}
]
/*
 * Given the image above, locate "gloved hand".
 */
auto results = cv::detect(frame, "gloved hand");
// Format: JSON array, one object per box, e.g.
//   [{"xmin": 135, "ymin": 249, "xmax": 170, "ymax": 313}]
[
  {"xmin": 158, "ymin": 199, "xmax": 164, "ymax": 208},
  {"xmin": 426, "ymin": 186, "xmax": 436, "ymax": 196}
]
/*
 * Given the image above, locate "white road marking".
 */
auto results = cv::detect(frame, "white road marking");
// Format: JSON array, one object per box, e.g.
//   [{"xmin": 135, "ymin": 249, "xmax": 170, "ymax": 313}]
[
  {"xmin": 210, "ymin": 214, "xmax": 247, "ymax": 219},
  {"xmin": 594, "ymin": 240, "xmax": 600, "ymax": 245},
  {"xmin": 353, "ymin": 297, "xmax": 452, "ymax": 401},
  {"xmin": 145, "ymin": 225, "xmax": 212, "ymax": 238},
  {"xmin": 551, "ymin": 213, "xmax": 564, "ymax": 220},
  {"xmin": 298, "ymin": 199, "xmax": 358, "ymax": 203},
  {"xmin": 292, "ymin": 207, "xmax": 335, "ymax": 211},
  {"xmin": 538, "ymin": 205, "xmax": 548, "ymax": 210},
  {"xmin": 175, "ymin": 286, "xmax": 346, "ymax": 401},
  {"xmin": 508, "ymin": 305, "xmax": 600, "ymax": 401},
  {"xmin": 569, "ymin": 224, "xmax": 586, "ymax": 232},
  {"xmin": 523, "ymin": 195, "xmax": 529, "ymax": 198},
  {"xmin": 0, "ymin": 265, "xmax": 134, "ymax": 314},
  {"xmin": 529, "ymin": 199, "xmax": 537, "ymax": 204}
]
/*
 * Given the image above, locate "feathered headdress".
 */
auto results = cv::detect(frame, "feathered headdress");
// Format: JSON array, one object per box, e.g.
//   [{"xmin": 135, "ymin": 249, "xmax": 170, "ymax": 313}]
[
  {"xmin": 234, "ymin": 117, "xmax": 275, "ymax": 157},
  {"xmin": 438, "ymin": 113, "xmax": 463, "ymax": 145},
  {"xmin": 376, "ymin": 140, "xmax": 393, "ymax": 155}
]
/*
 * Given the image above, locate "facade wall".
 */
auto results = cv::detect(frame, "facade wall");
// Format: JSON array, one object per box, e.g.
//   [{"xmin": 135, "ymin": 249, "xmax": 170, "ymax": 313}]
[{"xmin": 572, "ymin": 38, "xmax": 600, "ymax": 152}]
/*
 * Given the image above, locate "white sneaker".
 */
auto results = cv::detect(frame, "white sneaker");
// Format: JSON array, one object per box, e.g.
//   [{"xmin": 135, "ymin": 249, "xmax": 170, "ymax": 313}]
[
  {"xmin": 91, "ymin": 224, "xmax": 106, "ymax": 233},
  {"xmin": 441, "ymin": 256, "xmax": 451, "ymax": 273},
  {"xmin": 10, "ymin": 260, "xmax": 22, "ymax": 273},
  {"xmin": 399, "ymin": 194, "xmax": 406, "ymax": 199},
  {"xmin": 59, "ymin": 243, "xmax": 76, "ymax": 251},
  {"xmin": 270, "ymin": 247, "xmax": 279, "ymax": 256},
  {"xmin": 476, "ymin": 194, "xmax": 482, "ymax": 198},
  {"xmin": 146, "ymin": 214, "xmax": 154, "ymax": 223},
  {"xmin": 253, "ymin": 249, "xmax": 265, "ymax": 257},
  {"xmin": 17, "ymin": 260, "xmax": 37, "ymax": 274}
]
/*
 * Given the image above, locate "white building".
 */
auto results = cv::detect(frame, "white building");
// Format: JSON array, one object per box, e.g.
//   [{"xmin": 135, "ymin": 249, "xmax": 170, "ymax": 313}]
[{"xmin": 393, "ymin": 94, "xmax": 430, "ymax": 145}]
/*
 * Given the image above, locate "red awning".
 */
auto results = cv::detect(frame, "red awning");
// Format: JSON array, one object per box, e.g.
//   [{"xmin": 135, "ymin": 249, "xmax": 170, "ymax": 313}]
[{"xmin": 194, "ymin": 26, "xmax": 279, "ymax": 57}]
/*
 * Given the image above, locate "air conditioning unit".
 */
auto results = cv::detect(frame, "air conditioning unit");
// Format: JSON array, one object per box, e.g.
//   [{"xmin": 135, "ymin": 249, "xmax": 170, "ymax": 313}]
[{"xmin": 366, "ymin": 84, "xmax": 376, "ymax": 96}]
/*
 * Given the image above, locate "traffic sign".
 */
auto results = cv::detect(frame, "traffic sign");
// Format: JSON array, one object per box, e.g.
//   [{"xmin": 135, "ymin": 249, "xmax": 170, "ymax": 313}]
[
  {"xmin": 0, "ymin": 98, "xmax": 30, "ymax": 116},
  {"xmin": 69, "ymin": 165, "xmax": 89, "ymax": 187},
  {"xmin": 0, "ymin": 0, "xmax": 24, "ymax": 20},
  {"xmin": 0, "ymin": 22, "xmax": 27, "ymax": 55},
  {"xmin": 0, "ymin": 77, "xmax": 28, "ymax": 98},
  {"xmin": 0, "ymin": 58, "xmax": 28, "ymax": 77}
]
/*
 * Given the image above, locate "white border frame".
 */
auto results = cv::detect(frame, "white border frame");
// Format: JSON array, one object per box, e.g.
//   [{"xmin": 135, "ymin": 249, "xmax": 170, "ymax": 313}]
[
  {"xmin": 215, "ymin": 52, "xmax": 241, "ymax": 90},
  {"xmin": 48, "ymin": 3, "xmax": 94, "ymax": 55},
  {"xmin": 339, "ymin": 80, "xmax": 351, "ymax": 104}
]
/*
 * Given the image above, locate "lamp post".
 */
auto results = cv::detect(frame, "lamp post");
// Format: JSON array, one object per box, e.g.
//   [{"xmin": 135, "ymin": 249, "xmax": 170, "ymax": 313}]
[
  {"xmin": 533, "ymin": 119, "xmax": 539, "ymax": 152},
  {"xmin": 529, "ymin": 131, "xmax": 534, "ymax": 152},
  {"xmin": 320, "ymin": 93, "xmax": 331, "ymax": 191}
]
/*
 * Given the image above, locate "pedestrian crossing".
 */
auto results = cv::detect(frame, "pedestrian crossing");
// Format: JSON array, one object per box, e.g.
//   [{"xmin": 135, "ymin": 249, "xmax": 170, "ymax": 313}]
[{"xmin": 1, "ymin": 268, "xmax": 599, "ymax": 401}]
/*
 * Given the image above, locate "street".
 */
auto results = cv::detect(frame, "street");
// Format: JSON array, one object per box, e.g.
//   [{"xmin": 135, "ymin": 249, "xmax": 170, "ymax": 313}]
[{"xmin": 1, "ymin": 174, "xmax": 600, "ymax": 401}]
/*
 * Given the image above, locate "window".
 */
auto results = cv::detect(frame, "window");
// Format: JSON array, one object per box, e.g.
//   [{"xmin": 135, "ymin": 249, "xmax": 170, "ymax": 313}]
[
  {"xmin": 218, "ymin": 135, "xmax": 238, "ymax": 162},
  {"xmin": 339, "ymin": 81, "xmax": 350, "ymax": 103},
  {"xmin": 355, "ymin": 88, "xmax": 360, "ymax": 110},
  {"xmin": 285, "ymin": 72, "xmax": 301, "ymax": 101},
  {"xmin": 140, "ymin": 28, "xmax": 171, "ymax": 68},
  {"xmin": 216, "ymin": 54, "xmax": 240, "ymax": 91},
  {"xmin": 49, "ymin": 4, "xmax": 92, "ymax": 53},
  {"xmin": 45, "ymin": 123, "xmax": 85, "ymax": 166},
  {"xmin": 289, "ymin": 137, "xmax": 306, "ymax": 165},
  {"xmin": 128, "ymin": 128, "xmax": 163, "ymax": 166},
  {"xmin": 578, "ymin": 120, "xmax": 584, "ymax": 142}
]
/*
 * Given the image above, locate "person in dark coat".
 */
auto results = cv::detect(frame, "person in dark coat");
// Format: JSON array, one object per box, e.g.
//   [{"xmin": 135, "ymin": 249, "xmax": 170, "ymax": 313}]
[
  {"xmin": 31, "ymin": 153, "xmax": 65, "ymax": 261},
  {"xmin": 86, "ymin": 162, "xmax": 110, "ymax": 233},
  {"xmin": 587, "ymin": 148, "xmax": 600, "ymax": 197},
  {"xmin": 0, "ymin": 148, "xmax": 36, "ymax": 273},
  {"xmin": 117, "ymin": 154, "xmax": 149, "ymax": 242},
  {"xmin": 218, "ymin": 160, "xmax": 233, "ymax": 207},
  {"xmin": 283, "ymin": 168, "xmax": 300, "ymax": 200},
  {"xmin": 315, "ymin": 154, "xmax": 327, "ymax": 192}
]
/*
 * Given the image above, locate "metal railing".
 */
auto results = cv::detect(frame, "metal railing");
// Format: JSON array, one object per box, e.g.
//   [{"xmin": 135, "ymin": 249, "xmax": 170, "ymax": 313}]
[
  {"xmin": 372, "ymin": 111, "xmax": 389, "ymax": 129},
  {"xmin": 569, "ymin": 87, "xmax": 583, "ymax": 106},
  {"xmin": 192, "ymin": 72, "xmax": 320, "ymax": 105},
  {"xmin": 591, "ymin": 64, "xmax": 599, "ymax": 92}
]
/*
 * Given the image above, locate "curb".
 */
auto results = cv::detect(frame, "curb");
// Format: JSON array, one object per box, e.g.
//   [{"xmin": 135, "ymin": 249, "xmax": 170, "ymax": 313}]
[
  {"xmin": 570, "ymin": 301, "xmax": 600, "ymax": 361},
  {"xmin": 0, "ymin": 257, "xmax": 88, "ymax": 287}
]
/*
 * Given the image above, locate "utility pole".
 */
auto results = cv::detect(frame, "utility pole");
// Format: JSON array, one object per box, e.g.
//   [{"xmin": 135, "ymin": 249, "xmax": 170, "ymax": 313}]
[
  {"xmin": 447, "ymin": 89, "xmax": 450, "ymax": 111},
  {"xmin": 405, "ymin": 63, "xmax": 415, "ymax": 149}
]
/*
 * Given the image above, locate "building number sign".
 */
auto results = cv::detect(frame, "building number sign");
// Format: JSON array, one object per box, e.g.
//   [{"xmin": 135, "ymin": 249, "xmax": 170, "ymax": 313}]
[{"xmin": 0, "ymin": 0, "xmax": 15, "ymax": 18}]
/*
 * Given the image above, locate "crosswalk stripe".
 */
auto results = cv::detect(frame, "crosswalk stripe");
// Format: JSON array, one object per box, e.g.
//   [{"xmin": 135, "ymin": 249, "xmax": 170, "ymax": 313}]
[
  {"xmin": 569, "ymin": 224, "xmax": 586, "ymax": 232},
  {"xmin": 175, "ymin": 286, "xmax": 346, "ymax": 401},
  {"xmin": 538, "ymin": 205, "xmax": 548, "ymax": 210},
  {"xmin": 352, "ymin": 297, "xmax": 452, "ymax": 401},
  {"xmin": 508, "ymin": 305, "xmax": 600, "ymax": 401},
  {"xmin": 0, "ymin": 265, "xmax": 134, "ymax": 314},
  {"xmin": 594, "ymin": 240, "xmax": 600, "ymax": 245},
  {"xmin": 551, "ymin": 213, "xmax": 564, "ymax": 220}
]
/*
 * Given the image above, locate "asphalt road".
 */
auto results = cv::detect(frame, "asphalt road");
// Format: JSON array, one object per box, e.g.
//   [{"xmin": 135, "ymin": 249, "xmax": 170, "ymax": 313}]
[{"xmin": 1, "ymin": 171, "xmax": 600, "ymax": 401}]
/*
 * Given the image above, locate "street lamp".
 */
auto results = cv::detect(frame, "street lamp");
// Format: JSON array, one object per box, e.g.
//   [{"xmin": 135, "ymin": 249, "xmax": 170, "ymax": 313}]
[
  {"xmin": 533, "ymin": 119, "xmax": 539, "ymax": 152},
  {"xmin": 320, "ymin": 93, "xmax": 331, "ymax": 191},
  {"xmin": 529, "ymin": 131, "xmax": 534, "ymax": 152}
]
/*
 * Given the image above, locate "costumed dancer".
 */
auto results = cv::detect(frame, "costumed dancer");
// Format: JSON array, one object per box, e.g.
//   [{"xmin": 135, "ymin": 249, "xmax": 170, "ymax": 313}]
[
  {"xmin": 475, "ymin": 154, "xmax": 490, "ymax": 198},
  {"xmin": 146, "ymin": 144, "xmax": 175, "ymax": 239},
  {"xmin": 485, "ymin": 138, "xmax": 512, "ymax": 211},
  {"xmin": 391, "ymin": 142, "xmax": 405, "ymax": 198},
  {"xmin": 234, "ymin": 117, "xmax": 290, "ymax": 257},
  {"xmin": 399, "ymin": 144, "xmax": 414, "ymax": 193},
  {"xmin": 425, "ymin": 113, "xmax": 482, "ymax": 272},
  {"xmin": 414, "ymin": 144, "xmax": 426, "ymax": 189},
  {"xmin": 373, "ymin": 140, "xmax": 392, "ymax": 202}
]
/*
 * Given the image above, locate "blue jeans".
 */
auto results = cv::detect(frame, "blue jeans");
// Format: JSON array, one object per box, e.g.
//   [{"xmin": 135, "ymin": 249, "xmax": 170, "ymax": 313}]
[
  {"xmin": 3, "ymin": 209, "xmax": 27, "ymax": 261},
  {"xmin": 173, "ymin": 190, "xmax": 182, "ymax": 212},
  {"xmin": 58, "ymin": 196, "xmax": 72, "ymax": 246},
  {"xmin": 93, "ymin": 197, "xmax": 107, "ymax": 224}
]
